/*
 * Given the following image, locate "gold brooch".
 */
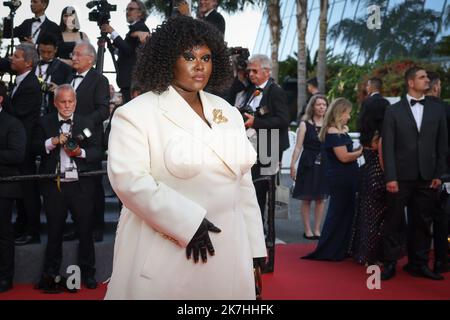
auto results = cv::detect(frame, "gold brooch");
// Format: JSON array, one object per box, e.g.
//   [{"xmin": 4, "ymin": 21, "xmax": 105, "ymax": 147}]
[{"xmin": 212, "ymin": 109, "xmax": 228, "ymax": 124}]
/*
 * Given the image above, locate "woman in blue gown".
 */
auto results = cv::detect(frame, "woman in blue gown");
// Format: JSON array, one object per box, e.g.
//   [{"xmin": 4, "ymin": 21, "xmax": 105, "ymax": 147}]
[{"xmin": 303, "ymin": 98, "xmax": 362, "ymax": 261}]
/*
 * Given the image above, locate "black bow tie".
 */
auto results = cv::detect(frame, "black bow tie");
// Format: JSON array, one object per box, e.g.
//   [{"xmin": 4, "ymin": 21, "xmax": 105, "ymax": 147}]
[
  {"xmin": 59, "ymin": 119, "xmax": 72, "ymax": 126},
  {"xmin": 39, "ymin": 60, "xmax": 52, "ymax": 66},
  {"xmin": 32, "ymin": 17, "xmax": 41, "ymax": 23},
  {"xmin": 410, "ymin": 99, "xmax": 425, "ymax": 106},
  {"xmin": 72, "ymin": 74, "xmax": 84, "ymax": 79}
]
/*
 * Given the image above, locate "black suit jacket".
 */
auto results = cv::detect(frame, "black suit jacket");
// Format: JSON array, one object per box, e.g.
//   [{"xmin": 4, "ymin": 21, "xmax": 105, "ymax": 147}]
[
  {"xmin": 427, "ymin": 95, "xmax": 450, "ymax": 172},
  {"xmin": 68, "ymin": 68, "xmax": 110, "ymax": 127},
  {"xmin": 0, "ymin": 110, "xmax": 26, "ymax": 199},
  {"xmin": 0, "ymin": 67, "xmax": 42, "ymax": 161},
  {"xmin": 3, "ymin": 16, "xmax": 63, "ymax": 45},
  {"xmin": 202, "ymin": 10, "xmax": 226, "ymax": 34},
  {"xmin": 35, "ymin": 59, "xmax": 73, "ymax": 112},
  {"xmin": 113, "ymin": 20, "xmax": 149, "ymax": 90},
  {"xmin": 33, "ymin": 113, "xmax": 102, "ymax": 195},
  {"xmin": 244, "ymin": 78, "xmax": 290, "ymax": 167},
  {"xmin": 382, "ymin": 97, "xmax": 448, "ymax": 182}
]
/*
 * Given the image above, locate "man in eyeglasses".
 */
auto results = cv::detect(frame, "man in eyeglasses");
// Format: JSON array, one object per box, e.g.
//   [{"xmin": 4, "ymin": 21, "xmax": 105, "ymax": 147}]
[{"xmin": 100, "ymin": 0, "xmax": 149, "ymax": 104}]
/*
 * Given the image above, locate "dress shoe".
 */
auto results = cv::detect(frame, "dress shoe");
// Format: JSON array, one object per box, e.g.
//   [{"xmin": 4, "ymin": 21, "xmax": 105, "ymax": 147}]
[
  {"xmin": 381, "ymin": 262, "xmax": 396, "ymax": 280},
  {"xmin": 63, "ymin": 230, "xmax": 79, "ymax": 241},
  {"xmin": 82, "ymin": 276, "xmax": 98, "ymax": 289},
  {"xmin": 433, "ymin": 261, "xmax": 449, "ymax": 274},
  {"xmin": 0, "ymin": 279, "xmax": 13, "ymax": 293},
  {"xmin": 404, "ymin": 264, "xmax": 444, "ymax": 280},
  {"xmin": 15, "ymin": 234, "xmax": 40, "ymax": 246},
  {"xmin": 313, "ymin": 234, "xmax": 321, "ymax": 240},
  {"xmin": 93, "ymin": 230, "xmax": 103, "ymax": 242}
]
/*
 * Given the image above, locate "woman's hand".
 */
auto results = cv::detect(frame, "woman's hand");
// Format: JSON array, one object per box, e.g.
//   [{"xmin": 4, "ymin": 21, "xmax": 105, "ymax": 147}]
[
  {"xmin": 290, "ymin": 165, "xmax": 296, "ymax": 180},
  {"xmin": 186, "ymin": 218, "xmax": 221, "ymax": 263}
]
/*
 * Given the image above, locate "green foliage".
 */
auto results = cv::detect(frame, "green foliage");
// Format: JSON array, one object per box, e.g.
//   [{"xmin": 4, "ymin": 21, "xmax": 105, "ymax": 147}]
[{"xmin": 435, "ymin": 36, "xmax": 450, "ymax": 57}]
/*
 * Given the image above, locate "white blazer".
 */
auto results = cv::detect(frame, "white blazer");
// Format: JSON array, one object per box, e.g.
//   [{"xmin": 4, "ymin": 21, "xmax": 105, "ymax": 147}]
[{"xmin": 105, "ymin": 86, "xmax": 266, "ymax": 300}]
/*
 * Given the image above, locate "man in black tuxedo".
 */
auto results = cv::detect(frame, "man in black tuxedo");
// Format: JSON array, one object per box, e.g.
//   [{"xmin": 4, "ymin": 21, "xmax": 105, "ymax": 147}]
[
  {"xmin": 198, "ymin": 0, "xmax": 226, "ymax": 34},
  {"xmin": 2, "ymin": 0, "xmax": 63, "ymax": 46},
  {"xmin": 68, "ymin": 42, "xmax": 109, "ymax": 241},
  {"xmin": 381, "ymin": 67, "xmax": 448, "ymax": 281},
  {"xmin": 35, "ymin": 33, "xmax": 72, "ymax": 114},
  {"xmin": 33, "ymin": 84, "xmax": 101, "ymax": 290},
  {"xmin": 242, "ymin": 54, "xmax": 290, "ymax": 228},
  {"xmin": 424, "ymin": 71, "xmax": 450, "ymax": 274},
  {"xmin": 0, "ymin": 81, "xmax": 26, "ymax": 293},
  {"xmin": 0, "ymin": 43, "xmax": 42, "ymax": 245},
  {"xmin": 100, "ymin": 0, "xmax": 149, "ymax": 103},
  {"xmin": 357, "ymin": 77, "xmax": 390, "ymax": 146}
]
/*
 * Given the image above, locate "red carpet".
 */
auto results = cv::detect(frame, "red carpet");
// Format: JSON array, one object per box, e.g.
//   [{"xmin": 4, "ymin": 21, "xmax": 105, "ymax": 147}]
[{"xmin": 1, "ymin": 244, "xmax": 449, "ymax": 300}]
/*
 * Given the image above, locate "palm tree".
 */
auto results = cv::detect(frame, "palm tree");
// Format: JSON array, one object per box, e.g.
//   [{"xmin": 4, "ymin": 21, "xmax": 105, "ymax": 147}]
[
  {"xmin": 296, "ymin": 0, "xmax": 308, "ymax": 120},
  {"xmin": 317, "ymin": 0, "xmax": 327, "ymax": 93},
  {"xmin": 329, "ymin": 0, "xmax": 440, "ymax": 63},
  {"xmin": 267, "ymin": 0, "xmax": 282, "ymax": 83}
]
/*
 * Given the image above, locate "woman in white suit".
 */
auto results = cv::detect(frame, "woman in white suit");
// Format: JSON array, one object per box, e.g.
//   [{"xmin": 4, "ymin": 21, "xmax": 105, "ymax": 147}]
[{"xmin": 105, "ymin": 16, "xmax": 267, "ymax": 300}]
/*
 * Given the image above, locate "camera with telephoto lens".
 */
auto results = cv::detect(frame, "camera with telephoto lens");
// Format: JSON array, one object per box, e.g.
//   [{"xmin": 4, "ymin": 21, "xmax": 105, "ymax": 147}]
[
  {"xmin": 86, "ymin": 0, "xmax": 117, "ymax": 26},
  {"xmin": 65, "ymin": 128, "xmax": 92, "ymax": 153},
  {"xmin": 229, "ymin": 47, "xmax": 250, "ymax": 71},
  {"xmin": 3, "ymin": 0, "xmax": 21, "ymax": 11}
]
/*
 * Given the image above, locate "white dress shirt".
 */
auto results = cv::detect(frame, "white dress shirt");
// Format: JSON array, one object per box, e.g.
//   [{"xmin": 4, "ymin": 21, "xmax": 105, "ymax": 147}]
[
  {"xmin": 44, "ymin": 114, "xmax": 86, "ymax": 177},
  {"xmin": 71, "ymin": 69, "xmax": 89, "ymax": 91},
  {"xmin": 406, "ymin": 94, "xmax": 425, "ymax": 132},
  {"xmin": 11, "ymin": 70, "xmax": 31, "ymax": 97},
  {"xmin": 31, "ymin": 15, "xmax": 46, "ymax": 44},
  {"xmin": 248, "ymin": 79, "xmax": 268, "ymax": 112}
]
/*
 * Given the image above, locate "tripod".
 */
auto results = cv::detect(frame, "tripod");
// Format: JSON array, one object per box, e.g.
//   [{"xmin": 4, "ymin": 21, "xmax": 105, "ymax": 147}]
[
  {"xmin": 1, "ymin": 10, "xmax": 19, "ymax": 88},
  {"xmin": 95, "ymin": 31, "xmax": 118, "ymax": 75}
]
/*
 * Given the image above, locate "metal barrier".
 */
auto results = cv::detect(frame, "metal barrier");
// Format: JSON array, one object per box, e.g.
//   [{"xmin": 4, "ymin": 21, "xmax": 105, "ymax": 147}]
[{"xmin": 0, "ymin": 170, "xmax": 107, "ymax": 182}]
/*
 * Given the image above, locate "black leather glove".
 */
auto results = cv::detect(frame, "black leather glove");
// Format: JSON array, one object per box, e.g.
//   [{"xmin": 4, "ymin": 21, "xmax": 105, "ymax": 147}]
[
  {"xmin": 253, "ymin": 257, "xmax": 266, "ymax": 269},
  {"xmin": 186, "ymin": 218, "xmax": 221, "ymax": 263}
]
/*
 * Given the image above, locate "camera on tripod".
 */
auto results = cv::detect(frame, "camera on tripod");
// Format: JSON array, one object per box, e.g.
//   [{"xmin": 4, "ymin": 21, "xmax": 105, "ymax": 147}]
[
  {"xmin": 229, "ymin": 47, "xmax": 250, "ymax": 71},
  {"xmin": 3, "ymin": 0, "xmax": 21, "ymax": 11},
  {"xmin": 64, "ymin": 128, "xmax": 92, "ymax": 153},
  {"xmin": 86, "ymin": 0, "xmax": 117, "ymax": 26}
]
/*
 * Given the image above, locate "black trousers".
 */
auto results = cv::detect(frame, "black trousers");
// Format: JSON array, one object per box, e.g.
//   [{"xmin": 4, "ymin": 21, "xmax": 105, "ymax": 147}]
[
  {"xmin": 43, "ymin": 178, "xmax": 96, "ymax": 278},
  {"xmin": 0, "ymin": 198, "xmax": 14, "ymax": 281},
  {"xmin": 15, "ymin": 160, "xmax": 41, "ymax": 236},
  {"xmin": 251, "ymin": 164, "xmax": 276, "ymax": 228},
  {"xmin": 384, "ymin": 180, "xmax": 436, "ymax": 266}
]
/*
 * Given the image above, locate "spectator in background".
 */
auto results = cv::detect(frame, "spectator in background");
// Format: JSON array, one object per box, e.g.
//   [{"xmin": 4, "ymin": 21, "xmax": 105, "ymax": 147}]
[
  {"xmin": 198, "ymin": 0, "xmax": 226, "ymax": 34},
  {"xmin": 303, "ymin": 98, "xmax": 362, "ymax": 261},
  {"xmin": 424, "ymin": 71, "xmax": 449, "ymax": 274},
  {"xmin": 0, "ymin": 44, "xmax": 42, "ymax": 246},
  {"xmin": 2, "ymin": 0, "xmax": 63, "ymax": 46},
  {"xmin": 299, "ymin": 77, "xmax": 321, "ymax": 120},
  {"xmin": 0, "ymin": 81, "xmax": 26, "ymax": 293},
  {"xmin": 101, "ymin": 0, "xmax": 150, "ymax": 103},
  {"xmin": 57, "ymin": 6, "xmax": 90, "ymax": 67},
  {"xmin": 290, "ymin": 94, "xmax": 329, "ymax": 240}
]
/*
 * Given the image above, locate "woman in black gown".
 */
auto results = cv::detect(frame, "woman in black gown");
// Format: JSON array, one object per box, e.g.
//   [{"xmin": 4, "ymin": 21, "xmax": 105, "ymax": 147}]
[
  {"xmin": 303, "ymin": 98, "xmax": 362, "ymax": 261},
  {"xmin": 349, "ymin": 95, "xmax": 387, "ymax": 265},
  {"xmin": 290, "ymin": 95, "xmax": 329, "ymax": 240}
]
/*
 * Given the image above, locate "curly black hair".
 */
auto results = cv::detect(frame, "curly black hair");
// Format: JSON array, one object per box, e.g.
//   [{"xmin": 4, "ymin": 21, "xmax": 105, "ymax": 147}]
[{"xmin": 132, "ymin": 16, "xmax": 233, "ymax": 94}]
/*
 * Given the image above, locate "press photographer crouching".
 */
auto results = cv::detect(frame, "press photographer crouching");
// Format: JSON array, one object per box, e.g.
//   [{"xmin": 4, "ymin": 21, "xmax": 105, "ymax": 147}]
[{"xmin": 33, "ymin": 84, "xmax": 102, "ymax": 292}]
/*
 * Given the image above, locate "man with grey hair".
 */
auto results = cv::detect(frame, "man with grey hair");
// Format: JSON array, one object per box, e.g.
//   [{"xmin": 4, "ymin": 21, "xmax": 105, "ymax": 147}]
[
  {"xmin": 241, "ymin": 53, "xmax": 289, "ymax": 240},
  {"xmin": 198, "ymin": 0, "xmax": 225, "ymax": 34},
  {"xmin": 66, "ymin": 42, "xmax": 109, "ymax": 242},
  {"xmin": 100, "ymin": 0, "xmax": 149, "ymax": 103},
  {"xmin": 0, "ymin": 43, "xmax": 43, "ymax": 246},
  {"xmin": 33, "ymin": 84, "xmax": 101, "ymax": 291}
]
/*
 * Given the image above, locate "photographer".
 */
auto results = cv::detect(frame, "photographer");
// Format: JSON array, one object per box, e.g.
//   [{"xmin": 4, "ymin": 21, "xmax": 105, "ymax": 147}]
[
  {"xmin": 225, "ymin": 47, "xmax": 250, "ymax": 106},
  {"xmin": 33, "ymin": 84, "xmax": 101, "ymax": 292},
  {"xmin": 242, "ymin": 54, "xmax": 290, "ymax": 231},
  {"xmin": 100, "ymin": 0, "xmax": 149, "ymax": 103},
  {"xmin": 3, "ymin": 0, "xmax": 62, "ymax": 46}
]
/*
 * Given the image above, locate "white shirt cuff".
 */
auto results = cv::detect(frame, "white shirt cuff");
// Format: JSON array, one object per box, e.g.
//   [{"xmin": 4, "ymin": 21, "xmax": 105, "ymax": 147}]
[
  {"xmin": 111, "ymin": 31, "xmax": 120, "ymax": 41},
  {"xmin": 45, "ymin": 138, "xmax": 57, "ymax": 154},
  {"xmin": 77, "ymin": 148, "xmax": 86, "ymax": 159}
]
